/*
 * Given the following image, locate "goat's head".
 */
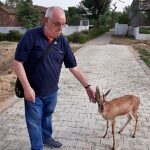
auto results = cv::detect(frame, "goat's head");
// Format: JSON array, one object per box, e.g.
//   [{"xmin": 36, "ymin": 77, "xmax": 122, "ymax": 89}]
[{"xmin": 95, "ymin": 85, "xmax": 111, "ymax": 112}]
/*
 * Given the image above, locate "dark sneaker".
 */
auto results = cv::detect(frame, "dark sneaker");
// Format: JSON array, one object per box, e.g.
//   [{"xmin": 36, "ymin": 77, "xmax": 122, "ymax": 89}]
[{"xmin": 43, "ymin": 138, "xmax": 62, "ymax": 148}]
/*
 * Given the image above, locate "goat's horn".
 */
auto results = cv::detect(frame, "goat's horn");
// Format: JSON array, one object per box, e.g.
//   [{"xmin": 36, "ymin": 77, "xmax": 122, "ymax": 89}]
[{"xmin": 104, "ymin": 89, "xmax": 111, "ymax": 97}]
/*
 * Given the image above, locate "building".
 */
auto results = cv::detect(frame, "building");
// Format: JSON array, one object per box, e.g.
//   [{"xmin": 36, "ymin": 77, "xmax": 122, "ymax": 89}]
[
  {"xmin": 0, "ymin": 6, "xmax": 19, "ymax": 26},
  {"xmin": 0, "ymin": 5, "xmax": 47, "ymax": 27}
]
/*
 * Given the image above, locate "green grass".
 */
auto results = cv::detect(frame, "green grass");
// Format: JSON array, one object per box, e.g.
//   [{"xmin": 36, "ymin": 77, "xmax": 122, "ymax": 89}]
[
  {"xmin": 138, "ymin": 48, "xmax": 150, "ymax": 67},
  {"xmin": 139, "ymin": 27, "xmax": 150, "ymax": 34}
]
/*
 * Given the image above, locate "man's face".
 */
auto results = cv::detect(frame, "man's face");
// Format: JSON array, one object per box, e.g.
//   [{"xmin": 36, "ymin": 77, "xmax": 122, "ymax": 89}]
[{"xmin": 44, "ymin": 12, "xmax": 66, "ymax": 38}]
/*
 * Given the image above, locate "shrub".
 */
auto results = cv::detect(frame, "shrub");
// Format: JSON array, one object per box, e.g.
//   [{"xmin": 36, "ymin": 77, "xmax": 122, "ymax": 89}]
[
  {"xmin": 81, "ymin": 30, "xmax": 89, "ymax": 35},
  {"xmin": 0, "ymin": 30, "xmax": 23, "ymax": 42},
  {"xmin": 67, "ymin": 26, "xmax": 109, "ymax": 44},
  {"xmin": 7, "ymin": 30, "xmax": 23, "ymax": 41},
  {"xmin": 67, "ymin": 32, "xmax": 88, "ymax": 44},
  {"xmin": 0, "ymin": 32, "xmax": 7, "ymax": 41}
]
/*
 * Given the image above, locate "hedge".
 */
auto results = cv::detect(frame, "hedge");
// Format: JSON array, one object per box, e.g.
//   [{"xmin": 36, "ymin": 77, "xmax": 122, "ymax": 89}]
[
  {"xmin": 67, "ymin": 27, "xmax": 109, "ymax": 44},
  {"xmin": 0, "ymin": 30, "xmax": 23, "ymax": 42}
]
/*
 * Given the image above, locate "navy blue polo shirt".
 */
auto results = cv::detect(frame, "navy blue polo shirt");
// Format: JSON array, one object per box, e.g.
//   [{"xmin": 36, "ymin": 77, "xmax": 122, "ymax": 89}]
[{"xmin": 15, "ymin": 26, "xmax": 77, "ymax": 96}]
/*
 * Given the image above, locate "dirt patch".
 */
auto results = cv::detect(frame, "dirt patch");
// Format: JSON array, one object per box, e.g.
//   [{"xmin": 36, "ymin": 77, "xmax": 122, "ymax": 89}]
[
  {"xmin": 110, "ymin": 36, "xmax": 150, "ymax": 53},
  {"xmin": 0, "ymin": 41, "xmax": 18, "ymax": 112}
]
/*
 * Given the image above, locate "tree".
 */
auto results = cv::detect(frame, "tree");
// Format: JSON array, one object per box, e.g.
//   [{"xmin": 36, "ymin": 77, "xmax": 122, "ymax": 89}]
[
  {"xmin": 66, "ymin": 7, "xmax": 82, "ymax": 25},
  {"xmin": 117, "ymin": 6, "xmax": 130, "ymax": 24},
  {"xmin": 5, "ymin": 0, "xmax": 22, "ymax": 8},
  {"xmin": 118, "ymin": 12, "xmax": 128, "ymax": 24},
  {"xmin": 139, "ymin": 11, "xmax": 150, "ymax": 26},
  {"xmin": 110, "ymin": 2, "xmax": 117, "ymax": 27},
  {"xmin": 78, "ymin": 0, "xmax": 112, "ymax": 19},
  {"xmin": 146, "ymin": 12, "xmax": 150, "ymax": 25},
  {"xmin": 0, "ymin": 1, "xmax": 4, "ymax": 6},
  {"xmin": 100, "ymin": 10, "xmax": 112, "ymax": 27},
  {"xmin": 16, "ymin": 0, "xmax": 41, "ymax": 29}
]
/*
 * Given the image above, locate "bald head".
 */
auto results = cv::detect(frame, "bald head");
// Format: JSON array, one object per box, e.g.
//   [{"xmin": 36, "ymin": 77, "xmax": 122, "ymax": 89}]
[
  {"xmin": 45, "ymin": 6, "xmax": 65, "ymax": 18},
  {"xmin": 44, "ymin": 6, "xmax": 66, "ymax": 38}
]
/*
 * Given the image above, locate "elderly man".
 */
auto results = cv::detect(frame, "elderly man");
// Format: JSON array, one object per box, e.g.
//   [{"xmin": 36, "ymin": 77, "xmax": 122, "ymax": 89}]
[{"xmin": 13, "ymin": 6, "xmax": 95, "ymax": 150}]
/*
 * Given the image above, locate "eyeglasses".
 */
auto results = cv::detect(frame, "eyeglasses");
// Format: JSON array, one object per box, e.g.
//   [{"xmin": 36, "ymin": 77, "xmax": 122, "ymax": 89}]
[{"xmin": 48, "ymin": 17, "xmax": 66, "ymax": 28}]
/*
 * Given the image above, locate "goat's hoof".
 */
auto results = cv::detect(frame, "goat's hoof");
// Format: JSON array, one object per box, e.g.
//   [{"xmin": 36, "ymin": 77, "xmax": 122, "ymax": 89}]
[
  {"xmin": 118, "ymin": 131, "xmax": 121, "ymax": 134},
  {"xmin": 102, "ymin": 135, "xmax": 106, "ymax": 138},
  {"xmin": 112, "ymin": 147, "xmax": 115, "ymax": 150},
  {"xmin": 132, "ymin": 135, "xmax": 135, "ymax": 138}
]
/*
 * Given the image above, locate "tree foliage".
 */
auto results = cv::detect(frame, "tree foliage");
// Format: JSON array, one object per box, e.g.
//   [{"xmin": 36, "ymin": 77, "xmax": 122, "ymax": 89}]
[
  {"xmin": 78, "ymin": 0, "xmax": 112, "ymax": 19},
  {"xmin": 118, "ymin": 6, "xmax": 130, "ymax": 24},
  {"xmin": 66, "ymin": 7, "xmax": 82, "ymax": 25},
  {"xmin": 0, "ymin": 1, "xmax": 4, "ymax": 6},
  {"xmin": 4, "ymin": 0, "xmax": 22, "ymax": 8},
  {"xmin": 118, "ymin": 12, "xmax": 128, "ymax": 24},
  {"xmin": 16, "ymin": 0, "xmax": 41, "ymax": 29},
  {"xmin": 146, "ymin": 12, "xmax": 150, "ymax": 24},
  {"xmin": 100, "ymin": 10, "xmax": 112, "ymax": 26}
]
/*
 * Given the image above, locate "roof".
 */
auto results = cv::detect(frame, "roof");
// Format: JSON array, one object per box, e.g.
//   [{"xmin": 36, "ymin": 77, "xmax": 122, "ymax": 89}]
[
  {"xmin": 0, "ymin": 6, "xmax": 16, "ymax": 14},
  {"xmin": 0, "ymin": 5, "xmax": 47, "ymax": 15}
]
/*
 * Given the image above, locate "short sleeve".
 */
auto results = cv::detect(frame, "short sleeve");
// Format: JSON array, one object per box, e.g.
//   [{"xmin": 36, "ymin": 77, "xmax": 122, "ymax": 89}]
[{"xmin": 15, "ymin": 30, "xmax": 34, "ymax": 62}]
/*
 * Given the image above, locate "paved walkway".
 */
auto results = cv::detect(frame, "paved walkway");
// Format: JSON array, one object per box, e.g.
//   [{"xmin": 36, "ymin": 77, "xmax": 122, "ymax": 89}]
[
  {"xmin": 85, "ymin": 32, "xmax": 112, "ymax": 46},
  {"xmin": 0, "ymin": 32, "xmax": 150, "ymax": 150}
]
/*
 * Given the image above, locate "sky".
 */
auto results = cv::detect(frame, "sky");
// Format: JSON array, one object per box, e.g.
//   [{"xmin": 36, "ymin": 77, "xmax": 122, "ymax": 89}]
[
  {"xmin": 33, "ymin": 0, "xmax": 132, "ymax": 12},
  {"xmin": 1, "ymin": 0, "xmax": 132, "ymax": 12}
]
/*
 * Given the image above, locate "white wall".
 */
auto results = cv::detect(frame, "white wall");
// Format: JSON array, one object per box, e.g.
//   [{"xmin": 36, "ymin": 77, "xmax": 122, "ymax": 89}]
[
  {"xmin": 0, "ymin": 27, "xmax": 26, "ymax": 33},
  {"xmin": 134, "ymin": 27, "xmax": 150, "ymax": 40},
  {"xmin": 62, "ymin": 26, "xmax": 89, "ymax": 36},
  {"xmin": 114, "ymin": 23, "xmax": 128, "ymax": 36},
  {"xmin": 114, "ymin": 23, "xmax": 150, "ymax": 40},
  {"xmin": 0, "ymin": 26, "xmax": 89, "ymax": 36}
]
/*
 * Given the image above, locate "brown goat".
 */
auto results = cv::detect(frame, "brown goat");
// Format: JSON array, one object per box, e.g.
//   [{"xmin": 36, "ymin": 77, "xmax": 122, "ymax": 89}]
[{"xmin": 95, "ymin": 86, "xmax": 140, "ymax": 150}]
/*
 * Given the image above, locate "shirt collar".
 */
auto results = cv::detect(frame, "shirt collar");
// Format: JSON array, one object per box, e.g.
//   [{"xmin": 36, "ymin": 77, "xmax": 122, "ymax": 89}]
[{"xmin": 40, "ymin": 25, "xmax": 52, "ymax": 43}]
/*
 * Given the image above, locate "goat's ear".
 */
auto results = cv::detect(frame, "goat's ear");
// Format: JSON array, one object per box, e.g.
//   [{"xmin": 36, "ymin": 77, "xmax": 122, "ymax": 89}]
[
  {"xmin": 96, "ymin": 85, "xmax": 100, "ymax": 100},
  {"xmin": 104, "ymin": 89, "xmax": 111, "ymax": 97}
]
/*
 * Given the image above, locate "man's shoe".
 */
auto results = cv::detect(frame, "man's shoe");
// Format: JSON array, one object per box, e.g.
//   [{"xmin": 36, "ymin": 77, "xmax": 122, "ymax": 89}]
[{"xmin": 43, "ymin": 138, "xmax": 62, "ymax": 148}]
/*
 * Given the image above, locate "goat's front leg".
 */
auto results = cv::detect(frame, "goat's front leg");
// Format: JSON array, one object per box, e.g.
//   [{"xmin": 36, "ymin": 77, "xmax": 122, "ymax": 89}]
[
  {"xmin": 112, "ymin": 119, "xmax": 116, "ymax": 150},
  {"xmin": 103, "ymin": 121, "xmax": 109, "ymax": 138}
]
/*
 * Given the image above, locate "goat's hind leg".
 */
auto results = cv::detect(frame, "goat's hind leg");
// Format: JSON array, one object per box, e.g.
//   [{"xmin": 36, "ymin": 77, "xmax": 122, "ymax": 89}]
[
  {"xmin": 132, "ymin": 111, "xmax": 138, "ymax": 138},
  {"xmin": 118, "ymin": 114, "xmax": 132, "ymax": 134},
  {"xmin": 103, "ymin": 121, "xmax": 109, "ymax": 138}
]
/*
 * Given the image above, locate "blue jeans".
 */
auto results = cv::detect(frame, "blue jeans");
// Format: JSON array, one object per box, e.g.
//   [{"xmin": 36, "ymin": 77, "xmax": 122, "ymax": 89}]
[{"xmin": 24, "ymin": 90, "xmax": 58, "ymax": 150}]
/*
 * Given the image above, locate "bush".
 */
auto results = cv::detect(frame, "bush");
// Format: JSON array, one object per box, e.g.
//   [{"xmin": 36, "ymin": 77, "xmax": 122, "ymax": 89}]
[
  {"xmin": 67, "ymin": 27, "xmax": 109, "ymax": 44},
  {"xmin": 67, "ymin": 32, "xmax": 88, "ymax": 44},
  {"xmin": 0, "ymin": 30, "xmax": 23, "ymax": 42},
  {"xmin": 81, "ymin": 30, "xmax": 89, "ymax": 35},
  {"xmin": 7, "ymin": 30, "xmax": 23, "ymax": 41},
  {"xmin": 0, "ymin": 33, "xmax": 7, "ymax": 41}
]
